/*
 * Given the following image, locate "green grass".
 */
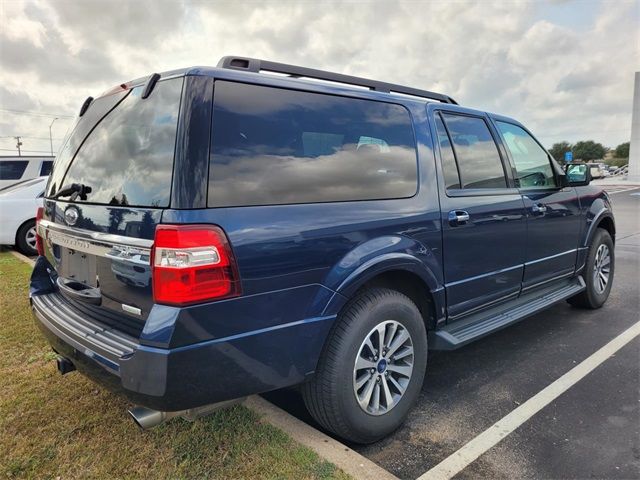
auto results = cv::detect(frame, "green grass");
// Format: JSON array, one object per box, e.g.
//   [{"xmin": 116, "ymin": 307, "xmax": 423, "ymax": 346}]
[{"xmin": 0, "ymin": 252, "xmax": 349, "ymax": 480}]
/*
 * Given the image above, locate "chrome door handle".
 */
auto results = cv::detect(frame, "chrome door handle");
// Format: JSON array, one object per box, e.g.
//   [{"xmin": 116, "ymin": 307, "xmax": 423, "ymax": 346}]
[
  {"xmin": 448, "ymin": 210, "xmax": 470, "ymax": 226},
  {"xmin": 531, "ymin": 203, "xmax": 547, "ymax": 215}
]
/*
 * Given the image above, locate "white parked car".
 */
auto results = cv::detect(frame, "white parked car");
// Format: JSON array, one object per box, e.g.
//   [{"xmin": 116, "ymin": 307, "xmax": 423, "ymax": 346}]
[
  {"xmin": 0, "ymin": 177, "xmax": 47, "ymax": 255},
  {"xmin": 0, "ymin": 156, "xmax": 54, "ymax": 189},
  {"xmin": 587, "ymin": 162, "xmax": 608, "ymax": 179}
]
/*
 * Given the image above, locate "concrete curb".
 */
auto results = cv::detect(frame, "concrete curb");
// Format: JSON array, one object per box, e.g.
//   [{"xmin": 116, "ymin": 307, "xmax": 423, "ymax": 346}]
[
  {"xmin": 7, "ymin": 250, "xmax": 397, "ymax": 480},
  {"xmin": 245, "ymin": 396, "xmax": 398, "ymax": 480},
  {"xmin": 10, "ymin": 250, "xmax": 35, "ymax": 267}
]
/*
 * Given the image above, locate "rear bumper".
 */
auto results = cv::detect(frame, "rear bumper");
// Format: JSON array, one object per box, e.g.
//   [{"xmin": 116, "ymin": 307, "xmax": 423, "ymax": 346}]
[{"xmin": 32, "ymin": 291, "xmax": 335, "ymax": 411}]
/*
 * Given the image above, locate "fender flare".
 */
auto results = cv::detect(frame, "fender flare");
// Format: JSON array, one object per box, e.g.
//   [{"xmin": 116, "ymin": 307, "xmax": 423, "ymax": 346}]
[
  {"xmin": 322, "ymin": 252, "xmax": 445, "ymax": 321},
  {"xmin": 583, "ymin": 208, "xmax": 615, "ymax": 247},
  {"xmin": 335, "ymin": 252, "xmax": 441, "ymax": 298}
]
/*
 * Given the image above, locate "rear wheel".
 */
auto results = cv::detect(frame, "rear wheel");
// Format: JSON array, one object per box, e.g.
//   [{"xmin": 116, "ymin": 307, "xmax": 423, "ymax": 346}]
[
  {"xmin": 568, "ymin": 228, "xmax": 614, "ymax": 309},
  {"xmin": 302, "ymin": 288, "xmax": 427, "ymax": 444},
  {"xmin": 16, "ymin": 219, "xmax": 37, "ymax": 256}
]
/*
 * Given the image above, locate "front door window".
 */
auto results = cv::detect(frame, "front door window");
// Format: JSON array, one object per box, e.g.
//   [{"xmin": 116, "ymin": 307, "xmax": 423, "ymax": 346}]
[{"xmin": 495, "ymin": 121, "xmax": 557, "ymax": 189}]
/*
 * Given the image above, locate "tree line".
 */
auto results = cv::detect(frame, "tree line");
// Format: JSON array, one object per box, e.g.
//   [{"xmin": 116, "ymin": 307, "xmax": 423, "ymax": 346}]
[{"xmin": 549, "ymin": 141, "xmax": 630, "ymax": 166}]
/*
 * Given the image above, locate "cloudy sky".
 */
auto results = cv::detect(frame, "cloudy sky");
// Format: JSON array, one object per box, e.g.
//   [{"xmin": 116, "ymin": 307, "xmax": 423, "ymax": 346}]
[{"xmin": 1, "ymin": 0, "xmax": 638, "ymax": 157}]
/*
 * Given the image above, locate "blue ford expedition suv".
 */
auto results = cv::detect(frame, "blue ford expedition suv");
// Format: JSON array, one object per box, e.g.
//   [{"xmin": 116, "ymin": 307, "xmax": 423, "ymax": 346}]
[{"xmin": 31, "ymin": 57, "xmax": 615, "ymax": 443}]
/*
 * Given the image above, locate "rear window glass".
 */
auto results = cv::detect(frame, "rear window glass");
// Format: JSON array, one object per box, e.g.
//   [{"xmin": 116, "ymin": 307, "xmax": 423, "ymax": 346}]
[
  {"xmin": 46, "ymin": 90, "xmax": 130, "ymax": 197},
  {"xmin": 55, "ymin": 78, "xmax": 183, "ymax": 207},
  {"xmin": 208, "ymin": 81, "xmax": 417, "ymax": 207},
  {"xmin": 0, "ymin": 160, "xmax": 28, "ymax": 180}
]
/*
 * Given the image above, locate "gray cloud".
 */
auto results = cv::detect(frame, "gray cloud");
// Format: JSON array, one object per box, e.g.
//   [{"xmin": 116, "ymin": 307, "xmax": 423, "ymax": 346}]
[
  {"xmin": 48, "ymin": 0, "xmax": 187, "ymax": 49},
  {"xmin": 0, "ymin": 0, "xmax": 637, "ymax": 158}
]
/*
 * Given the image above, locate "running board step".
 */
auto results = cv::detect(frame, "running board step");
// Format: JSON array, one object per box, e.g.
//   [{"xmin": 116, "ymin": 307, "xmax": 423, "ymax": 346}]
[{"xmin": 430, "ymin": 276, "xmax": 586, "ymax": 350}]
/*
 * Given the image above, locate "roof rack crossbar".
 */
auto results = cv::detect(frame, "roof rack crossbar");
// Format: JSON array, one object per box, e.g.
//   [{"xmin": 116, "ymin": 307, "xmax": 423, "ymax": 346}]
[{"xmin": 217, "ymin": 56, "xmax": 457, "ymax": 105}]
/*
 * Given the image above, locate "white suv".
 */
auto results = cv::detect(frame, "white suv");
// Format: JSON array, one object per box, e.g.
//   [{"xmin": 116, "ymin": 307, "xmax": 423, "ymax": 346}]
[
  {"xmin": 0, "ymin": 156, "xmax": 54, "ymax": 189},
  {"xmin": 0, "ymin": 177, "xmax": 46, "ymax": 255}
]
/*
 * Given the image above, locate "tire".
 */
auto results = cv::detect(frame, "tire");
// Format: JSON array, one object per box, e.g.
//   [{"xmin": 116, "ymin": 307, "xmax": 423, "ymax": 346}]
[
  {"xmin": 567, "ymin": 228, "xmax": 614, "ymax": 309},
  {"xmin": 16, "ymin": 219, "xmax": 37, "ymax": 256},
  {"xmin": 302, "ymin": 288, "xmax": 427, "ymax": 444}
]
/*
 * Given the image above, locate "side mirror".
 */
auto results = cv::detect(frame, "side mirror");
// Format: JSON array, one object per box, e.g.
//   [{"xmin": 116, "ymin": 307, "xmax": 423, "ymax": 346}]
[{"xmin": 564, "ymin": 162, "xmax": 591, "ymax": 187}]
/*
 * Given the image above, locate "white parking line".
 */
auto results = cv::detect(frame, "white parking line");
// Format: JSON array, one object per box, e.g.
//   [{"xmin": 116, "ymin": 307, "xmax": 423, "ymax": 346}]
[
  {"xmin": 417, "ymin": 320, "xmax": 640, "ymax": 480},
  {"xmin": 607, "ymin": 186, "xmax": 640, "ymax": 194}
]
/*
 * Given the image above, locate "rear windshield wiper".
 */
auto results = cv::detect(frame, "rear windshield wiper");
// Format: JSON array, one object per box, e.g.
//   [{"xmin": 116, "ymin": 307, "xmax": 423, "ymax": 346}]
[{"xmin": 53, "ymin": 183, "xmax": 92, "ymax": 201}]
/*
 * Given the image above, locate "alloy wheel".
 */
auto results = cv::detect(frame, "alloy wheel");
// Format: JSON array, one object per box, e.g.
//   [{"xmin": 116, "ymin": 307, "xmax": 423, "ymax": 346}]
[
  {"xmin": 25, "ymin": 226, "xmax": 37, "ymax": 251},
  {"xmin": 593, "ymin": 244, "xmax": 611, "ymax": 294},
  {"xmin": 353, "ymin": 320, "xmax": 414, "ymax": 416}
]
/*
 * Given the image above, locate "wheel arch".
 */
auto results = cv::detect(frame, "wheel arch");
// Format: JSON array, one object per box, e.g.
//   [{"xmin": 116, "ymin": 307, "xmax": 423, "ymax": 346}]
[
  {"xmin": 356, "ymin": 269, "xmax": 440, "ymax": 331},
  {"xmin": 584, "ymin": 209, "xmax": 615, "ymax": 247},
  {"xmin": 324, "ymin": 259, "xmax": 445, "ymax": 332},
  {"xmin": 595, "ymin": 215, "xmax": 615, "ymax": 243}
]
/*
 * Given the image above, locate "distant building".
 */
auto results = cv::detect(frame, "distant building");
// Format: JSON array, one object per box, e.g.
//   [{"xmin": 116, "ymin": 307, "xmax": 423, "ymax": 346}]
[{"xmin": 629, "ymin": 72, "xmax": 640, "ymax": 181}]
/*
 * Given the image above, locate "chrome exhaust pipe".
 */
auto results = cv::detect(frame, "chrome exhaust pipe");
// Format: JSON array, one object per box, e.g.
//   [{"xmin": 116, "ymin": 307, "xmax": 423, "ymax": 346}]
[
  {"xmin": 128, "ymin": 398, "xmax": 244, "ymax": 430},
  {"xmin": 128, "ymin": 406, "xmax": 180, "ymax": 429}
]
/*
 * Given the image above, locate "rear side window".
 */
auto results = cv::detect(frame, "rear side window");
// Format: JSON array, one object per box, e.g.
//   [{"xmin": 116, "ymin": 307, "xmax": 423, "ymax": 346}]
[
  {"xmin": 0, "ymin": 161, "xmax": 28, "ymax": 180},
  {"xmin": 441, "ymin": 113, "xmax": 506, "ymax": 189},
  {"xmin": 208, "ymin": 81, "xmax": 417, "ymax": 207},
  {"xmin": 39, "ymin": 160, "xmax": 53, "ymax": 176},
  {"xmin": 58, "ymin": 78, "xmax": 183, "ymax": 206}
]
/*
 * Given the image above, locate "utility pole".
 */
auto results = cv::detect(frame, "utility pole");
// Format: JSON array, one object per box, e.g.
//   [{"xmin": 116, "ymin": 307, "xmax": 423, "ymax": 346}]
[
  {"xmin": 49, "ymin": 117, "xmax": 59, "ymax": 156},
  {"xmin": 14, "ymin": 136, "xmax": 22, "ymax": 156}
]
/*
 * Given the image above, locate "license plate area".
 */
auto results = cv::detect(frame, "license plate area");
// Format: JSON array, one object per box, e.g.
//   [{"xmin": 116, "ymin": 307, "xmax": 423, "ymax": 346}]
[{"xmin": 59, "ymin": 249, "xmax": 98, "ymax": 287}]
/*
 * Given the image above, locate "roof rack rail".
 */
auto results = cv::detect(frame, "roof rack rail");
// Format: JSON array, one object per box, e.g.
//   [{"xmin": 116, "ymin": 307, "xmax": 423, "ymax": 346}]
[{"xmin": 217, "ymin": 56, "xmax": 458, "ymax": 105}]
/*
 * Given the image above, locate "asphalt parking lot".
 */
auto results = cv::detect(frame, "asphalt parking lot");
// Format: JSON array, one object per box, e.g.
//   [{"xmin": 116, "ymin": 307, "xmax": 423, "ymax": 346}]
[{"xmin": 266, "ymin": 187, "xmax": 640, "ymax": 479}]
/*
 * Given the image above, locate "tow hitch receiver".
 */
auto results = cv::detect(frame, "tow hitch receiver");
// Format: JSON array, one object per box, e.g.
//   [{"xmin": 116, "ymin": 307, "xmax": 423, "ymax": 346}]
[{"xmin": 56, "ymin": 356, "xmax": 76, "ymax": 375}]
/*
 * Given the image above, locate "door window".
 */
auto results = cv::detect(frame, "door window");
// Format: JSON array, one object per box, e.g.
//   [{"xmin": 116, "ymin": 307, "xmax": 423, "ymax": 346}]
[
  {"xmin": 495, "ymin": 121, "xmax": 557, "ymax": 188},
  {"xmin": 441, "ymin": 113, "xmax": 507, "ymax": 189},
  {"xmin": 434, "ymin": 113, "xmax": 461, "ymax": 190}
]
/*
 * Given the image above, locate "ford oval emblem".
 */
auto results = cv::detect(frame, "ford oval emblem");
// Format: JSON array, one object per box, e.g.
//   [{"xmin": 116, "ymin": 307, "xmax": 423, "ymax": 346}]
[{"xmin": 64, "ymin": 207, "xmax": 79, "ymax": 226}]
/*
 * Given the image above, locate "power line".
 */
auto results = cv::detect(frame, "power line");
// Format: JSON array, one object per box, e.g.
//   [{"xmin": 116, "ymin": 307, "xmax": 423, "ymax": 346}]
[
  {"xmin": 0, "ymin": 148, "xmax": 53, "ymax": 153},
  {"xmin": 0, "ymin": 108, "xmax": 74, "ymax": 119},
  {"xmin": 0, "ymin": 135, "xmax": 64, "ymax": 141}
]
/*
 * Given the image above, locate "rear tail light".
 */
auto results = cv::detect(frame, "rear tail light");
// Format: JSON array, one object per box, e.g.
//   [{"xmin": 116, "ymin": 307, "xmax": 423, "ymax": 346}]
[
  {"xmin": 35, "ymin": 207, "xmax": 44, "ymax": 256},
  {"xmin": 152, "ymin": 225, "xmax": 241, "ymax": 306}
]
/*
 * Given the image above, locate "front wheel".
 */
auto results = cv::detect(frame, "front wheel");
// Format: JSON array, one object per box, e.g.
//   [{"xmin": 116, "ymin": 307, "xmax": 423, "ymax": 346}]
[
  {"xmin": 568, "ymin": 228, "xmax": 614, "ymax": 309},
  {"xmin": 302, "ymin": 288, "xmax": 427, "ymax": 444}
]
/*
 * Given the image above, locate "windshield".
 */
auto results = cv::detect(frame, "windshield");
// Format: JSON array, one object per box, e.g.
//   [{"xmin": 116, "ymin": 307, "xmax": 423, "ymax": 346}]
[{"xmin": 47, "ymin": 77, "xmax": 184, "ymax": 207}]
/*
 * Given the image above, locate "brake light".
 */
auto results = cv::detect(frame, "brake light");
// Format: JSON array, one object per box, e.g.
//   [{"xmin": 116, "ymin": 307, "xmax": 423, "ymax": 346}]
[
  {"xmin": 35, "ymin": 207, "xmax": 44, "ymax": 256},
  {"xmin": 152, "ymin": 225, "xmax": 241, "ymax": 306}
]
